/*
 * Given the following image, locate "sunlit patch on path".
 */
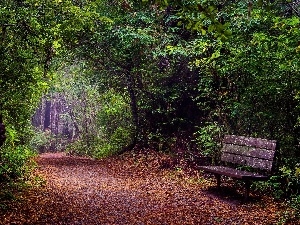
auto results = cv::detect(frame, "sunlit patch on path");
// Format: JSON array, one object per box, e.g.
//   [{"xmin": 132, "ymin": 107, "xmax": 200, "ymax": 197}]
[{"xmin": 0, "ymin": 152, "xmax": 286, "ymax": 224}]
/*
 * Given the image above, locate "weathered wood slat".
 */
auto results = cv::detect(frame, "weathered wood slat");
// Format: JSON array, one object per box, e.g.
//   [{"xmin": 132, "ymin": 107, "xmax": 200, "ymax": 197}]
[
  {"xmin": 223, "ymin": 135, "xmax": 276, "ymax": 150},
  {"xmin": 221, "ymin": 152, "xmax": 273, "ymax": 171},
  {"xmin": 222, "ymin": 144, "xmax": 275, "ymax": 160}
]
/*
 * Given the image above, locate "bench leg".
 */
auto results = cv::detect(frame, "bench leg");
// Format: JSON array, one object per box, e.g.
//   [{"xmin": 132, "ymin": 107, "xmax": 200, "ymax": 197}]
[
  {"xmin": 244, "ymin": 180, "xmax": 251, "ymax": 201},
  {"xmin": 215, "ymin": 174, "xmax": 221, "ymax": 191}
]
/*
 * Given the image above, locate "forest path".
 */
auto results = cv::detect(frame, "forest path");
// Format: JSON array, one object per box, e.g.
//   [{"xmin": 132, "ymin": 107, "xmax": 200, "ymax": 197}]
[{"xmin": 1, "ymin": 152, "xmax": 287, "ymax": 224}]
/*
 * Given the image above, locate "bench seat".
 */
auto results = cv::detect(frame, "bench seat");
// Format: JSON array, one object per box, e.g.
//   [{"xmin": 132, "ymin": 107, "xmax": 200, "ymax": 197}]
[{"xmin": 199, "ymin": 166, "xmax": 269, "ymax": 181}]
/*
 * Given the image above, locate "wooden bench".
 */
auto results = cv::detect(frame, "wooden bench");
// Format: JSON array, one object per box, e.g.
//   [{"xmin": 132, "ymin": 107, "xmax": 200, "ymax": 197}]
[{"xmin": 199, "ymin": 135, "xmax": 277, "ymax": 200}]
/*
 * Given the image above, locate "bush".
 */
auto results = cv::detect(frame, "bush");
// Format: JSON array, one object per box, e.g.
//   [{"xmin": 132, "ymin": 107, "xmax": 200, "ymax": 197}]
[
  {"xmin": 289, "ymin": 195, "xmax": 300, "ymax": 217},
  {"xmin": 194, "ymin": 122, "xmax": 223, "ymax": 163},
  {"xmin": 29, "ymin": 129, "xmax": 53, "ymax": 153},
  {"xmin": 0, "ymin": 145, "xmax": 36, "ymax": 181},
  {"xmin": 268, "ymin": 165, "xmax": 300, "ymax": 199},
  {"xmin": 65, "ymin": 139, "xmax": 92, "ymax": 156},
  {"xmin": 66, "ymin": 126, "xmax": 133, "ymax": 158},
  {"xmin": 0, "ymin": 124, "xmax": 36, "ymax": 182},
  {"xmin": 95, "ymin": 126, "xmax": 133, "ymax": 158}
]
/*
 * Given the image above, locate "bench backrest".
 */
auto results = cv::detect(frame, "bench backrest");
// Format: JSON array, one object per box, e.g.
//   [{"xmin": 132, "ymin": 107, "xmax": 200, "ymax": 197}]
[{"xmin": 221, "ymin": 135, "xmax": 277, "ymax": 171}]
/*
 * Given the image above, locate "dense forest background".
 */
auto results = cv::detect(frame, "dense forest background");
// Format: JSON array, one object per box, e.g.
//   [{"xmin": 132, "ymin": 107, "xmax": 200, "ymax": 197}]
[{"xmin": 0, "ymin": 0, "xmax": 299, "ymax": 210}]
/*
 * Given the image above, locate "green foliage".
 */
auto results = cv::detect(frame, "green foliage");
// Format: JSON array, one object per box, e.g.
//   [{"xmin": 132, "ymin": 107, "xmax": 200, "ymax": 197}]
[
  {"xmin": 146, "ymin": 132, "xmax": 178, "ymax": 152},
  {"xmin": 66, "ymin": 125, "xmax": 133, "ymax": 158},
  {"xmin": 194, "ymin": 122, "xmax": 223, "ymax": 162},
  {"xmin": 0, "ymin": 144, "xmax": 35, "ymax": 181},
  {"xmin": 95, "ymin": 90, "xmax": 134, "ymax": 157},
  {"xmin": 47, "ymin": 62, "xmax": 102, "ymax": 155},
  {"xmin": 252, "ymin": 164, "xmax": 300, "ymax": 201},
  {"xmin": 0, "ymin": 0, "xmax": 98, "ymax": 184},
  {"xmin": 286, "ymin": 195, "xmax": 300, "ymax": 221},
  {"xmin": 276, "ymin": 194, "xmax": 300, "ymax": 224},
  {"xmin": 29, "ymin": 129, "xmax": 52, "ymax": 153},
  {"xmin": 272, "ymin": 166, "xmax": 300, "ymax": 198},
  {"xmin": 65, "ymin": 139, "xmax": 93, "ymax": 156},
  {"xmin": 97, "ymin": 90, "xmax": 132, "ymax": 136},
  {"xmin": 95, "ymin": 126, "xmax": 133, "ymax": 158},
  {"xmin": 51, "ymin": 62, "xmax": 134, "ymax": 158},
  {"xmin": 137, "ymin": 0, "xmax": 300, "ymax": 200},
  {"xmin": 0, "ymin": 0, "xmax": 99, "ymax": 114},
  {"xmin": 0, "ymin": 0, "xmax": 299, "ymax": 206}
]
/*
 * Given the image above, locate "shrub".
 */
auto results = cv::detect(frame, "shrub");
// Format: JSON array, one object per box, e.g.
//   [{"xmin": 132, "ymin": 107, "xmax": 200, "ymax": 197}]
[
  {"xmin": 194, "ymin": 122, "xmax": 223, "ymax": 163},
  {"xmin": 29, "ymin": 129, "xmax": 53, "ymax": 153},
  {"xmin": 0, "ymin": 145, "xmax": 35, "ymax": 181}
]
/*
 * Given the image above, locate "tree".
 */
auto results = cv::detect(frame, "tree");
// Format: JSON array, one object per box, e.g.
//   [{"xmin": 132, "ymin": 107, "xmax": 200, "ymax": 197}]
[{"xmin": 0, "ymin": 0, "xmax": 97, "ymax": 180}]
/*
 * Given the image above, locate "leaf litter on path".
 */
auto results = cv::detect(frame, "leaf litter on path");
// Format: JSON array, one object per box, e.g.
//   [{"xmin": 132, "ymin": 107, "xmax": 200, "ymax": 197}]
[{"xmin": 0, "ymin": 151, "xmax": 297, "ymax": 224}]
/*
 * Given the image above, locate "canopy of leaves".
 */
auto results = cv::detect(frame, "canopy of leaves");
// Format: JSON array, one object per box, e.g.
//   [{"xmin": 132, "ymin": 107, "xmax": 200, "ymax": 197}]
[{"xmin": 0, "ymin": 0, "xmax": 299, "ymax": 204}]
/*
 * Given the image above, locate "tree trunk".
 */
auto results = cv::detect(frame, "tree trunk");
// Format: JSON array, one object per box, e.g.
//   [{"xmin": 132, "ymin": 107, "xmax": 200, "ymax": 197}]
[
  {"xmin": 119, "ymin": 72, "xmax": 139, "ymax": 154},
  {"xmin": 0, "ymin": 114, "xmax": 6, "ymax": 147},
  {"xmin": 69, "ymin": 110, "xmax": 81, "ymax": 139},
  {"xmin": 44, "ymin": 99, "xmax": 51, "ymax": 131}
]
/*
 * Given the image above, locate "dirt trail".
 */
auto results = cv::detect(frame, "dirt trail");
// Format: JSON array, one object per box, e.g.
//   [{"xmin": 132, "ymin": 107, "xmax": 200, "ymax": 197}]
[{"xmin": 0, "ymin": 152, "xmax": 289, "ymax": 224}]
